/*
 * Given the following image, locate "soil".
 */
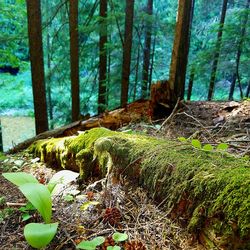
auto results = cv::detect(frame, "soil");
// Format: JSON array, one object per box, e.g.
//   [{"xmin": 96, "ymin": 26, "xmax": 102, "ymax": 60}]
[{"xmin": 0, "ymin": 100, "xmax": 249, "ymax": 250}]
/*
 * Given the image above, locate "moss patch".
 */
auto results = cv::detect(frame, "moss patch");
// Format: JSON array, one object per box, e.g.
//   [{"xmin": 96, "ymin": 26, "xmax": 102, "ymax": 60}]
[{"xmin": 29, "ymin": 128, "xmax": 250, "ymax": 248}]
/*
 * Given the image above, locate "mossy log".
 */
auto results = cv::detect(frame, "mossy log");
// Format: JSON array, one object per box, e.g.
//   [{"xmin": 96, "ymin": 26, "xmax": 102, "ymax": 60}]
[{"xmin": 29, "ymin": 128, "xmax": 250, "ymax": 249}]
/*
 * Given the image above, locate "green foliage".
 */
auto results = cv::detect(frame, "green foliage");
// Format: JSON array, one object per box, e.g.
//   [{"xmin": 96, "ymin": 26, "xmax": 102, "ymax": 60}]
[
  {"xmin": 77, "ymin": 236, "xmax": 105, "ymax": 250},
  {"xmin": 19, "ymin": 202, "xmax": 36, "ymax": 222},
  {"xmin": 2, "ymin": 172, "xmax": 38, "ymax": 186},
  {"xmin": 2, "ymin": 172, "xmax": 58, "ymax": 248},
  {"xmin": 19, "ymin": 183, "xmax": 52, "ymax": 224},
  {"xmin": 112, "ymin": 232, "xmax": 128, "ymax": 242},
  {"xmin": 24, "ymin": 222, "xmax": 58, "ymax": 249},
  {"xmin": 76, "ymin": 233, "xmax": 128, "ymax": 250}
]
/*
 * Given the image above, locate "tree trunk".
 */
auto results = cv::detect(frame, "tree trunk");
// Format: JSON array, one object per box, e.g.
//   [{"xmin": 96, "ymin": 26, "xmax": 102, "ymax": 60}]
[
  {"xmin": 207, "ymin": 0, "xmax": 228, "ymax": 101},
  {"xmin": 246, "ymin": 81, "xmax": 250, "ymax": 98},
  {"xmin": 45, "ymin": 0, "xmax": 53, "ymax": 129},
  {"xmin": 69, "ymin": 0, "xmax": 80, "ymax": 122},
  {"xmin": 169, "ymin": 0, "xmax": 193, "ymax": 101},
  {"xmin": 148, "ymin": 33, "xmax": 156, "ymax": 94},
  {"xmin": 235, "ymin": 0, "xmax": 249, "ymax": 100},
  {"xmin": 26, "ymin": 0, "xmax": 48, "ymax": 135},
  {"xmin": 228, "ymin": 73, "xmax": 237, "ymax": 100},
  {"xmin": 120, "ymin": 0, "xmax": 135, "ymax": 107},
  {"xmin": 133, "ymin": 43, "xmax": 141, "ymax": 101},
  {"xmin": 141, "ymin": 0, "xmax": 153, "ymax": 99},
  {"xmin": 98, "ymin": 0, "xmax": 108, "ymax": 114},
  {"xmin": 187, "ymin": 67, "xmax": 195, "ymax": 100}
]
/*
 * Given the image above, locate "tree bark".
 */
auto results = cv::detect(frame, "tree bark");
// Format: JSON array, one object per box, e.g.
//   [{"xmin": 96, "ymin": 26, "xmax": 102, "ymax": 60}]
[
  {"xmin": 207, "ymin": 0, "xmax": 228, "ymax": 101},
  {"xmin": 235, "ymin": 0, "xmax": 249, "ymax": 99},
  {"xmin": 98, "ymin": 0, "xmax": 108, "ymax": 114},
  {"xmin": 69, "ymin": 0, "xmax": 80, "ymax": 122},
  {"xmin": 187, "ymin": 67, "xmax": 195, "ymax": 101},
  {"xmin": 141, "ymin": 0, "xmax": 153, "ymax": 99},
  {"xmin": 228, "ymin": 73, "xmax": 237, "ymax": 100},
  {"xmin": 120, "ymin": 0, "xmax": 135, "ymax": 107},
  {"xmin": 26, "ymin": 0, "xmax": 48, "ymax": 135},
  {"xmin": 169, "ymin": 0, "xmax": 193, "ymax": 101},
  {"xmin": 148, "ymin": 33, "xmax": 156, "ymax": 93},
  {"xmin": 246, "ymin": 81, "xmax": 250, "ymax": 98},
  {"xmin": 45, "ymin": 0, "xmax": 53, "ymax": 129}
]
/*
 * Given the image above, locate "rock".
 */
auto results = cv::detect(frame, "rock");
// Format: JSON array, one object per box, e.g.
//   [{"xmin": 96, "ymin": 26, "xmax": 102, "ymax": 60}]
[{"xmin": 13, "ymin": 159, "xmax": 24, "ymax": 167}]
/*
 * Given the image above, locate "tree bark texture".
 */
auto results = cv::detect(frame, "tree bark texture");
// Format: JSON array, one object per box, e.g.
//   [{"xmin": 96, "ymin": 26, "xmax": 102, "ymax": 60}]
[
  {"xmin": 98, "ymin": 0, "xmax": 108, "ymax": 114},
  {"xmin": 26, "ymin": 0, "xmax": 48, "ymax": 135},
  {"xmin": 187, "ymin": 67, "xmax": 195, "ymax": 100},
  {"xmin": 69, "ymin": 0, "xmax": 80, "ymax": 122},
  {"xmin": 121, "ymin": 0, "xmax": 135, "ymax": 107},
  {"xmin": 45, "ymin": 0, "xmax": 53, "ymax": 129},
  {"xmin": 141, "ymin": 0, "xmax": 153, "ymax": 99},
  {"xmin": 207, "ymin": 0, "xmax": 228, "ymax": 101},
  {"xmin": 169, "ymin": 0, "xmax": 192, "ymax": 101}
]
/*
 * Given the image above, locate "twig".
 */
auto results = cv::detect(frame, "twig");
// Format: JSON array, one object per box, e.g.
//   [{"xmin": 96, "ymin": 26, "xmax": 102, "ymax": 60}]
[{"xmin": 157, "ymin": 98, "xmax": 180, "ymax": 132}]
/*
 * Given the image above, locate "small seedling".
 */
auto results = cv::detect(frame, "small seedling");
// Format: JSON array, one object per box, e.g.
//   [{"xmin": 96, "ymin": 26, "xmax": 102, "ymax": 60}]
[
  {"xmin": 76, "ymin": 236, "xmax": 105, "ymax": 250},
  {"xmin": 77, "ymin": 233, "xmax": 128, "ymax": 250}
]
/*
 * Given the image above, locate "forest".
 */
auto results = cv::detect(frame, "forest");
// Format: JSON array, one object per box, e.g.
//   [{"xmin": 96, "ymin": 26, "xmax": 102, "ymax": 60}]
[{"xmin": 0, "ymin": 0, "xmax": 250, "ymax": 249}]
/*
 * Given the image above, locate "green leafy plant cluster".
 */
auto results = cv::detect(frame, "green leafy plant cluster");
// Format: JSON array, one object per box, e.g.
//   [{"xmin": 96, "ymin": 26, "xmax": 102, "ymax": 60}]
[
  {"xmin": 77, "ymin": 232, "xmax": 128, "ymax": 250},
  {"xmin": 178, "ymin": 137, "xmax": 229, "ymax": 152},
  {"xmin": 2, "ymin": 172, "xmax": 58, "ymax": 249}
]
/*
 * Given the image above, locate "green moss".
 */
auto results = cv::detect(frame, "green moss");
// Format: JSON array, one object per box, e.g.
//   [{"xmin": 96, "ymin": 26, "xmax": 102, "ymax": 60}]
[{"xmin": 29, "ymin": 127, "xmax": 250, "ymax": 245}]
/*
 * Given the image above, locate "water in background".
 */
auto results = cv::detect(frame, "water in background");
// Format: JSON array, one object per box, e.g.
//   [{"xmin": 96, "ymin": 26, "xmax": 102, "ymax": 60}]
[{"xmin": 0, "ymin": 116, "xmax": 35, "ymax": 152}]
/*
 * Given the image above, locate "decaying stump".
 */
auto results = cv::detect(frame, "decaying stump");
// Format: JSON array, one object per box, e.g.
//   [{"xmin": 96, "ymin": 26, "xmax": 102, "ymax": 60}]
[{"xmin": 29, "ymin": 127, "xmax": 250, "ymax": 249}]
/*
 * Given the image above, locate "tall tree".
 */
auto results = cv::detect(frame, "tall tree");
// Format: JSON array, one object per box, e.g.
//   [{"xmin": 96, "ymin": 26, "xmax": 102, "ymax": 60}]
[
  {"xmin": 229, "ymin": 0, "xmax": 249, "ymax": 100},
  {"xmin": 98, "ymin": 0, "xmax": 108, "ymax": 114},
  {"xmin": 169, "ymin": 0, "xmax": 193, "ymax": 101},
  {"xmin": 207, "ymin": 0, "xmax": 228, "ymax": 100},
  {"xmin": 186, "ymin": 0, "xmax": 196, "ymax": 101},
  {"xmin": 141, "ymin": 0, "xmax": 153, "ymax": 99},
  {"xmin": 120, "ymin": 0, "xmax": 135, "ymax": 107},
  {"xmin": 45, "ymin": 0, "xmax": 53, "ymax": 128},
  {"xmin": 69, "ymin": 0, "xmax": 80, "ymax": 121},
  {"xmin": 26, "ymin": 0, "xmax": 48, "ymax": 134}
]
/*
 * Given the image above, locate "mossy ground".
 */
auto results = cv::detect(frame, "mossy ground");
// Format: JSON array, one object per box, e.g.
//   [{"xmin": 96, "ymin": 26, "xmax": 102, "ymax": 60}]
[{"xmin": 29, "ymin": 127, "xmax": 250, "ymax": 249}]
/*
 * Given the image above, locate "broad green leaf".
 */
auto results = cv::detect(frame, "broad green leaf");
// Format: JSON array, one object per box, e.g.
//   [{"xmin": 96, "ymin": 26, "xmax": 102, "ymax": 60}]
[
  {"xmin": 217, "ymin": 143, "xmax": 228, "ymax": 151},
  {"xmin": 77, "ymin": 241, "xmax": 96, "ymax": 250},
  {"xmin": 91, "ymin": 236, "xmax": 105, "ymax": 246},
  {"xmin": 63, "ymin": 194, "xmax": 74, "ymax": 202},
  {"xmin": 80, "ymin": 201, "xmax": 99, "ymax": 211},
  {"xmin": 107, "ymin": 246, "xmax": 121, "ymax": 250},
  {"xmin": 21, "ymin": 213, "xmax": 32, "ymax": 222},
  {"xmin": 77, "ymin": 237, "xmax": 105, "ymax": 249},
  {"xmin": 178, "ymin": 137, "xmax": 187, "ymax": 142},
  {"xmin": 19, "ymin": 183, "xmax": 52, "ymax": 224},
  {"xmin": 191, "ymin": 139, "xmax": 202, "ymax": 149},
  {"xmin": 2, "ymin": 172, "xmax": 38, "ymax": 186},
  {"xmin": 24, "ymin": 222, "xmax": 58, "ymax": 249},
  {"xmin": 112, "ymin": 232, "xmax": 128, "ymax": 242},
  {"xmin": 203, "ymin": 144, "xmax": 213, "ymax": 151}
]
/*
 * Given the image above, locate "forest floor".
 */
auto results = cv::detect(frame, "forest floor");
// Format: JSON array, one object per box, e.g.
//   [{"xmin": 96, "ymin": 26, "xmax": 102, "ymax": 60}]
[{"xmin": 0, "ymin": 100, "xmax": 249, "ymax": 250}]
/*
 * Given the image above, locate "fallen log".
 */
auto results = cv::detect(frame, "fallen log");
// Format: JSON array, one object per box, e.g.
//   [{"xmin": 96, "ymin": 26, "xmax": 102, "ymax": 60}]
[{"xmin": 29, "ymin": 127, "xmax": 250, "ymax": 249}]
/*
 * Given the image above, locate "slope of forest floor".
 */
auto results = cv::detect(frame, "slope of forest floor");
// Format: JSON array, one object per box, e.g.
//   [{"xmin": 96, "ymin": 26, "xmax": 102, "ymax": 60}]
[{"xmin": 0, "ymin": 100, "xmax": 249, "ymax": 250}]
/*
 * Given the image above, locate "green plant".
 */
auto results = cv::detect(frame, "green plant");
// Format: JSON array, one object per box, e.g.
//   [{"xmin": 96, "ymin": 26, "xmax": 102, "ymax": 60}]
[
  {"xmin": 2, "ymin": 172, "xmax": 58, "ymax": 249},
  {"xmin": 19, "ymin": 202, "xmax": 36, "ymax": 221},
  {"xmin": 77, "ymin": 233, "xmax": 128, "ymax": 250},
  {"xmin": 76, "ymin": 236, "xmax": 105, "ymax": 250},
  {"xmin": 178, "ymin": 137, "xmax": 229, "ymax": 152}
]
